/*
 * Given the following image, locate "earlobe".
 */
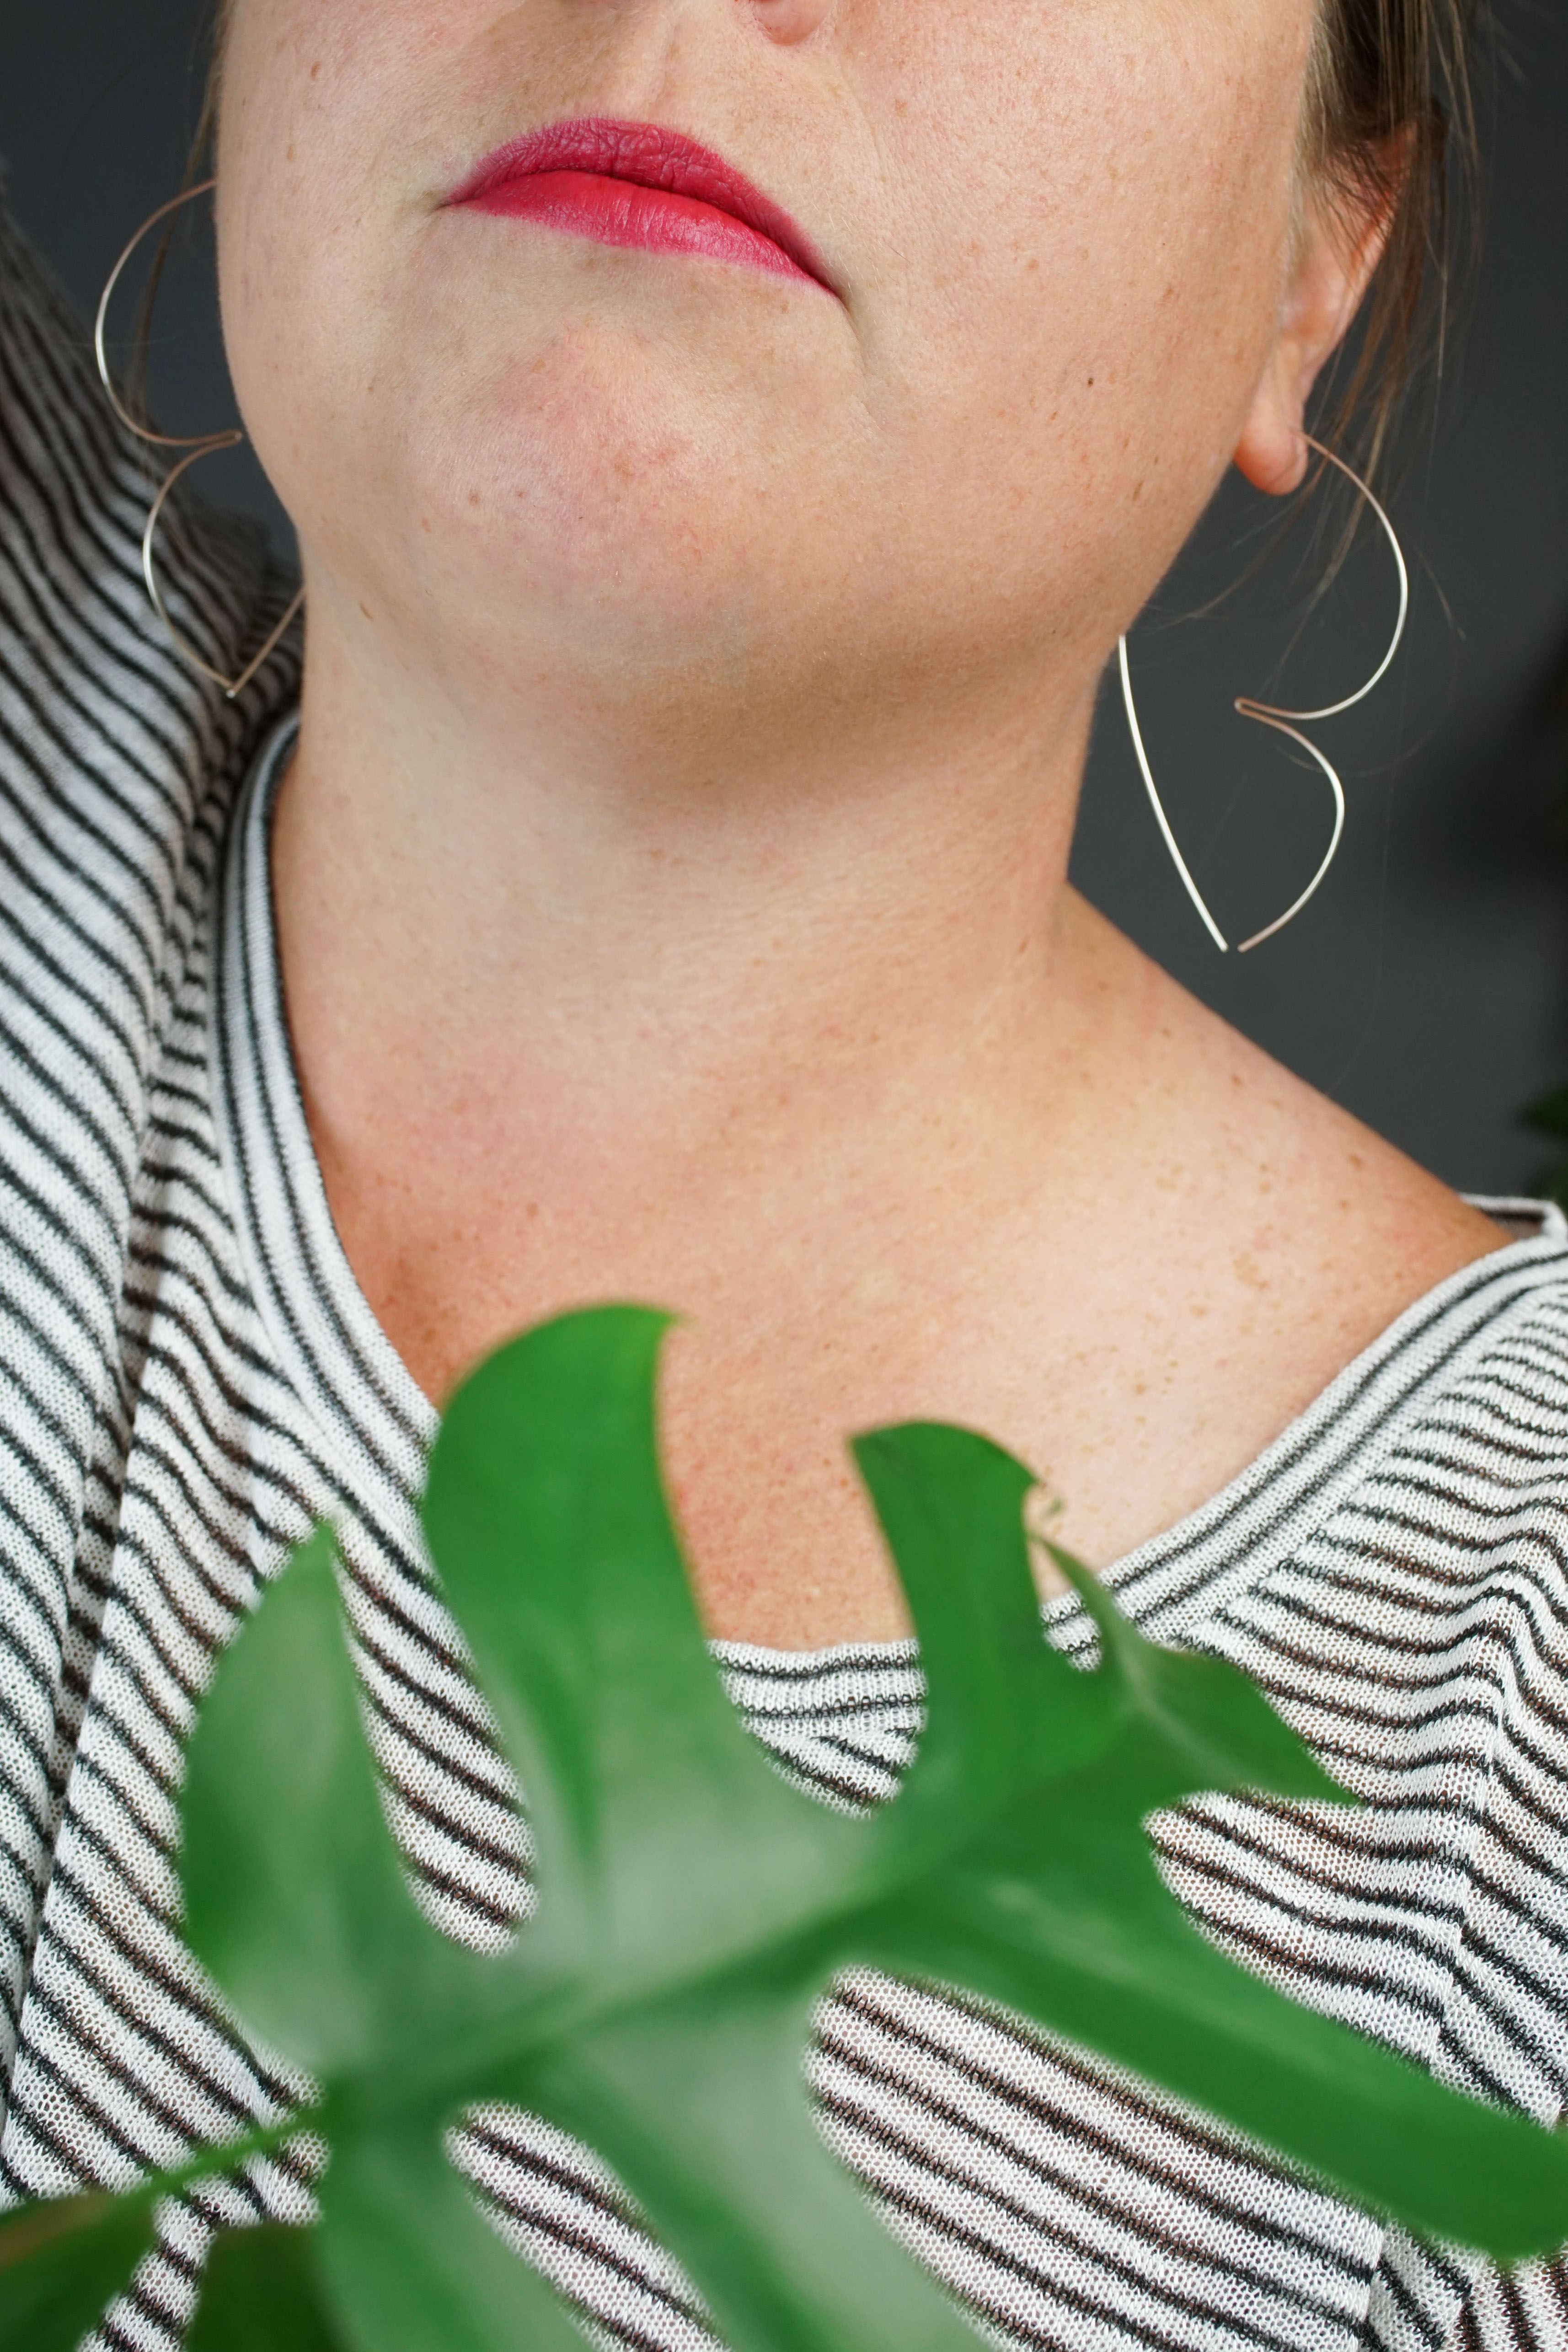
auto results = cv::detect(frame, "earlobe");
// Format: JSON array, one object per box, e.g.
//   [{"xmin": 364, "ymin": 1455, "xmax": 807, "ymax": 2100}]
[{"xmin": 1234, "ymin": 354, "xmax": 1315, "ymax": 496}]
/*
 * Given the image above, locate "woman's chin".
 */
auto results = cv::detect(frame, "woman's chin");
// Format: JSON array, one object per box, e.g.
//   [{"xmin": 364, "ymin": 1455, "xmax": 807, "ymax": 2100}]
[
  {"xmin": 333, "ymin": 380, "xmax": 861, "ymax": 683},
  {"xmin": 292, "ymin": 486, "xmax": 814, "ymax": 723}
]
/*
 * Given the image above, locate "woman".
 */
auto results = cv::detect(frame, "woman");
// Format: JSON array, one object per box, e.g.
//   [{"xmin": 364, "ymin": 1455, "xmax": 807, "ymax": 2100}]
[{"xmin": 2, "ymin": 0, "xmax": 1565, "ymax": 2344}]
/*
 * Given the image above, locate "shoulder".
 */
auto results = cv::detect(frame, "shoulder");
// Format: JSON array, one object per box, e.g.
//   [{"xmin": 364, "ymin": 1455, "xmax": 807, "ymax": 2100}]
[
  {"xmin": 0, "ymin": 196, "xmax": 301, "ymax": 1227},
  {"xmin": 1315, "ymin": 1257, "xmax": 1568, "ymax": 2119},
  {"xmin": 1077, "ymin": 893, "xmax": 1510, "ymax": 1372},
  {"xmin": 0, "ymin": 193, "xmax": 300, "ymax": 739},
  {"xmin": 1147, "ymin": 1225, "xmax": 1568, "ymax": 2134},
  {"xmin": 0, "ymin": 197, "xmax": 300, "ymax": 1023},
  {"xmin": 1001, "ymin": 897, "xmax": 1535, "ymax": 1571}
]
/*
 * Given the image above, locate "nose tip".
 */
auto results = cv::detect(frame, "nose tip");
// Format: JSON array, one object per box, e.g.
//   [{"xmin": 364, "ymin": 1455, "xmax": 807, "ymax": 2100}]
[{"xmin": 745, "ymin": 0, "xmax": 831, "ymax": 43}]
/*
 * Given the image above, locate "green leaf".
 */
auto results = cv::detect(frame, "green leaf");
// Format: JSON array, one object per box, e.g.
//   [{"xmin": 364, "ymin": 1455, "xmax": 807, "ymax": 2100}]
[
  {"xmin": 312, "ymin": 2109, "xmax": 586, "ymax": 2352},
  {"xmin": 528, "ymin": 1988, "xmax": 979, "ymax": 2352},
  {"xmin": 1042, "ymin": 1538, "xmax": 1344, "ymax": 1810},
  {"xmin": 0, "ymin": 2191, "xmax": 156, "ymax": 2352},
  {"xmin": 851, "ymin": 1426, "xmax": 1112, "ymax": 1834},
  {"xmin": 1523, "ymin": 1084, "xmax": 1568, "ymax": 1142},
  {"xmin": 1533, "ymin": 1157, "xmax": 1568, "ymax": 1210},
  {"xmin": 33, "ymin": 1302, "xmax": 1568, "ymax": 2352},
  {"xmin": 188, "ymin": 2226, "xmax": 343, "ymax": 2352},
  {"xmin": 182, "ymin": 1527, "xmax": 489, "ymax": 2076},
  {"xmin": 423, "ymin": 1306, "xmax": 862, "ymax": 1984},
  {"xmin": 867, "ymin": 1800, "xmax": 1568, "ymax": 2260}
]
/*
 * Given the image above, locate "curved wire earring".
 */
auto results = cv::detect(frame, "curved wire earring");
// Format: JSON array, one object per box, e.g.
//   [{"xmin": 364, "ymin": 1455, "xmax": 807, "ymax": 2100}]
[
  {"xmin": 1118, "ymin": 434, "xmax": 1409, "ymax": 955},
  {"xmin": 95, "ymin": 179, "xmax": 304, "ymax": 702}
]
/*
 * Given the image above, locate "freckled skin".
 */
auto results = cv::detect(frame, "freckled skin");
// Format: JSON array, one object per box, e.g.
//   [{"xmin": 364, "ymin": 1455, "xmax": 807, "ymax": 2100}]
[{"xmin": 223, "ymin": 0, "xmax": 1500, "ymax": 1646}]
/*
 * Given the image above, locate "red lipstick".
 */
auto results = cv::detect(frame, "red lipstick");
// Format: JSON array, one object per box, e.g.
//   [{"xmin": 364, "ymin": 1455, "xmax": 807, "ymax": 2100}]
[{"xmin": 450, "ymin": 118, "xmax": 834, "ymax": 295}]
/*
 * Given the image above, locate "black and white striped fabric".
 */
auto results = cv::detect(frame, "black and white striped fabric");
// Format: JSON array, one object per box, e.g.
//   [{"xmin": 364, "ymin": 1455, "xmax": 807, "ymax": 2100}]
[{"xmin": 2, "ymin": 195, "xmax": 1568, "ymax": 2352}]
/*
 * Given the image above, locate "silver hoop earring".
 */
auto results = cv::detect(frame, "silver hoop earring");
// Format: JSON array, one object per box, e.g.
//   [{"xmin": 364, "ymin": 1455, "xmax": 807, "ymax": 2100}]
[
  {"xmin": 1118, "ymin": 434, "xmax": 1409, "ymax": 955},
  {"xmin": 95, "ymin": 179, "xmax": 304, "ymax": 702}
]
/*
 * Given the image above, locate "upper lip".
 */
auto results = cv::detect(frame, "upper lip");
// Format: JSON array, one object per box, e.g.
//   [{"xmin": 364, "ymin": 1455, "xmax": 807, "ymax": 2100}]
[{"xmin": 449, "ymin": 116, "xmax": 835, "ymax": 294}]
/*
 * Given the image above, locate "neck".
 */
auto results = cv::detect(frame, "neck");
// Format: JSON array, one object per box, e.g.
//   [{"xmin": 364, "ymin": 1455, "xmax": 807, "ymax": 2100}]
[{"xmin": 272, "ymin": 592, "xmax": 1108, "ymax": 1212}]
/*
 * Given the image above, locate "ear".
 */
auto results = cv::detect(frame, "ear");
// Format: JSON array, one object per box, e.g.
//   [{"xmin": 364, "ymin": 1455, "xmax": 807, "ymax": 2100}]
[{"xmin": 1234, "ymin": 168, "xmax": 1398, "ymax": 496}]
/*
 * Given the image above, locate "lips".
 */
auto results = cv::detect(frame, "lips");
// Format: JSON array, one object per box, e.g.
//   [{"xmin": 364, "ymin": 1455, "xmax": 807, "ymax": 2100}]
[{"xmin": 450, "ymin": 118, "xmax": 834, "ymax": 295}]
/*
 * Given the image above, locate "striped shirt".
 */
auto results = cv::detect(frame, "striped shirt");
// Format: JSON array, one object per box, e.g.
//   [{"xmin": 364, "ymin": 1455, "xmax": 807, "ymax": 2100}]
[{"xmin": 2, "ymin": 197, "xmax": 1567, "ymax": 2352}]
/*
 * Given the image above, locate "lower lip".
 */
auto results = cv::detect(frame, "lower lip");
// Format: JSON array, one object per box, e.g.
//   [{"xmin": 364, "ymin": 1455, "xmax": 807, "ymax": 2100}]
[{"xmin": 462, "ymin": 170, "xmax": 818, "ymax": 289}]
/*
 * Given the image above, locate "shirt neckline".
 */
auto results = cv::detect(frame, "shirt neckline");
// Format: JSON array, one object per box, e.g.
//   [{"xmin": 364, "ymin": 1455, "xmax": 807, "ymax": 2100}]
[{"xmin": 211, "ymin": 713, "xmax": 1568, "ymax": 1667}]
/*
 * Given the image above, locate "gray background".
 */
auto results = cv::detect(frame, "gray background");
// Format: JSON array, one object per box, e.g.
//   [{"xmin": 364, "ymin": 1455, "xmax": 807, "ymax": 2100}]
[{"xmin": 3, "ymin": 0, "xmax": 1566, "ymax": 1197}]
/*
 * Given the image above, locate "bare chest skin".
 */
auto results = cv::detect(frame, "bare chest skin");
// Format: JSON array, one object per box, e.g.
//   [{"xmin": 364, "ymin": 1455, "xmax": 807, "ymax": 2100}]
[{"xmin": 296, "ymin": 896, "xmax": 1501, "ymax": 1650}]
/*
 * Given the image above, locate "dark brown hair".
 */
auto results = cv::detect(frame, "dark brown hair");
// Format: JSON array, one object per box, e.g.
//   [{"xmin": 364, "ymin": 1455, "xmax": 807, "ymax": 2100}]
[{"xmin": 191, "ymin": 0, "xmax": 1476, "ymax": 475}]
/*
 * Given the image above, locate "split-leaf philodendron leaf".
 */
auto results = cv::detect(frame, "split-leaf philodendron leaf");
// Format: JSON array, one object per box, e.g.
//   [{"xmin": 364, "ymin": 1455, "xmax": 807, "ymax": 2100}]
[{"xmin": 4, "ymin": 1305, "xmax": 1568, "ymax": 2350}]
